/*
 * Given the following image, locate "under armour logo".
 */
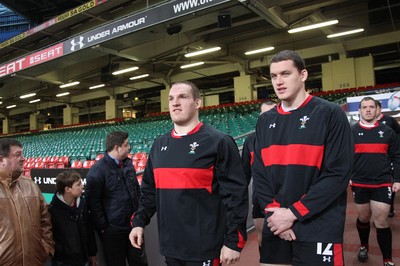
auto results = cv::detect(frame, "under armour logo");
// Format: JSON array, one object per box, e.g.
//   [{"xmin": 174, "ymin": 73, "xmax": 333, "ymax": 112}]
[
  {"xmin": 161, "ymin": 146, "xmax": 167, "ymax": 151},
  {"xmin": 34, "ymin": 177, "xmax": 41, "ymax": 184},
  {"xmin": 323, "ymin": 256, "xmax": 331, "ymax": 262},
  {"xmin": 382, "ymin": 121, "xmax": 387, "ymax": 124},
  {"xmin": 70, "ymin": 36, "xmax": 85, "ymax": 51},
  {"xmin": 269, "ymin": 123, "xmax": 276, "ymax": 128},
  {"xmin": 358, "ymin": 132, "xmax": 363, "ymax": 136},
  {"xmin": 378, "ymin": 131, "xmax": 384, "ymax": 138},
  {"xmin": 202, "ymin": 261, "xmax": 211, "ymax": 266}
]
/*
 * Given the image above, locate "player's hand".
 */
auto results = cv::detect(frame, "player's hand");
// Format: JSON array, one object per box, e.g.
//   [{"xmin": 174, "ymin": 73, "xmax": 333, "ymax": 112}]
[
  {"xmin": 220, "ymin": 245, "xmax": 241, "ymax": 265},
  {"xmin": 278, "ymin": 229, "xmax": 296, "ymax": 241},
  {"xmin": 265, "ymin": 207, "xmax": 297, "ymax": 235},
  {"xmin": 129, "ymin": 227, "xmax": 144, "ymax": 249},
  {"xmin": 393, "ymin": 182, "xmax": 400, "ymax": 193}
]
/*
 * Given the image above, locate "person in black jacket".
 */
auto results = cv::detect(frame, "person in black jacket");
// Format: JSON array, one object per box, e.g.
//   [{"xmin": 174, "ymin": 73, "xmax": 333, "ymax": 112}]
[
  {"xmin": 129, "ymin": 81, "xmax": 248, "ymax": 266},
  {"xmin": 49, "ymin": 170, "xmax": 97, "ymax": 266},
  {"xmin": 85, "ymin": 131, "xmax": 147, "ymax": 266}
]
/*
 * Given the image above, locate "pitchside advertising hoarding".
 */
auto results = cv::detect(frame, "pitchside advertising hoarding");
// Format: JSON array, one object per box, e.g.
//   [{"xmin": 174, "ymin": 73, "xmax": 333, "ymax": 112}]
[
  {"xmin": 0, "ymin": 0, "xmax": 229, "ymax": 78},
  {"xmin": 31, "ymin": 168, "xmax": 89, "ymax": 203}
]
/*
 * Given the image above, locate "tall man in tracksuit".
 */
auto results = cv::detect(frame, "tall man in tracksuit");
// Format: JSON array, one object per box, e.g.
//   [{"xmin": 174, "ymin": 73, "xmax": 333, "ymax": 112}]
[
  {"xmin": 351, "ymin": 97, "xmax": 400, "ymax": 266},
  {"xmin": 129, "ymin": 81, "xmax": 248, "ymax": 266},
  {"xmin": 252, "ymin": 50, "xmax": 353, "ymax": 265}
]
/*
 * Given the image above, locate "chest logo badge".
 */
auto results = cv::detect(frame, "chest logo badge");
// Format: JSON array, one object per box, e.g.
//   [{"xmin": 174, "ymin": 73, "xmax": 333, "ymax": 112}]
[
  {"xmin": 300, "ymin": 116, "xmax": 310, "ymax": 129},
  {"xmin": 378, "ymin": 131, "xmax": 384, "ymax": 138},
  {"xmin": 189, "ymin": 142, "xmax": 199, "ymax": 154}
]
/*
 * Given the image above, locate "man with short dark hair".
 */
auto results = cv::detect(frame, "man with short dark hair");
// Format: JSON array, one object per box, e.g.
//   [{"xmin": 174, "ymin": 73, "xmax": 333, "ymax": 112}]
[
  {"xmin": 252, "ymin": 50, "xmax": 353, "ymax": 265},
  {"xmin": 0, "ymin": 138, "xmax": 54, "ymax": 266},
  {"xmin": 129, "ymin": 81, "xmax": 248, "ymax": 266},
  {"xmin": 86, "ymin": 131, "xmax": 147, "ymax": 266},
  {"xmin": 351, "ymin": 97, "xmax": 400, "ymax": 266}
]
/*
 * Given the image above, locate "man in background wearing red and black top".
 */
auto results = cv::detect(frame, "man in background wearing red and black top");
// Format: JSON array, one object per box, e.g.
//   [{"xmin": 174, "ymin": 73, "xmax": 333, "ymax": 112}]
[
  {"xmin": 242, "ymin": 100, "xmax": 276, "ymax": 250},
  {"xmin": 129, "ymin": 81, "xmax": 248, "ymax": 266},
  {"xmin": 351, "ymin": 97, "xmax": 400, "ymax": 266},
  {"xmin": 252, "ymin": 50, "xmax": 353, "ymax": 265},
  {"xmin": 376, "ymin": 100, "xmax": 400, "ymax": 218}
]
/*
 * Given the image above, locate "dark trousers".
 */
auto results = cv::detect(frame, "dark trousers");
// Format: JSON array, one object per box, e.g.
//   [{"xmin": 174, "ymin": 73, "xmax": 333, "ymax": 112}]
[{"xmin": 102, "ymin": 225, "xmax": 148, "ymax": 266}]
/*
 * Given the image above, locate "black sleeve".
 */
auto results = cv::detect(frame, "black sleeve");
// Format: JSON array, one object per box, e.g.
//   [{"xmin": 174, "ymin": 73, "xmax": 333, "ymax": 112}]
[
  {"xmin": 388, "ymin": 129, "xmax": 400, "ymax": 182},
  {"xmin": 242, "ymin": 132, "xmax": 255, "ymax": 185},
  {"xmin": 390, "ymin": 117, "xmax": 400, "ymax": 135},
  {"xmin": 84, "ymin": 200, "xmax": 98, "ymax": 257},
  {"xmin": 131, "ymin": 150, "xmax": 157, "ymax": 228},
  {"xmin": 85, "ymin": 165, "xmax": 108, "ymax": 230},
  {"xmin": 252, "ymin": 115, "xmax": 274, "ymax": 215},
  {"xmin": 216, "ymin": 134, "xmax": 248, "ymax": 251}
]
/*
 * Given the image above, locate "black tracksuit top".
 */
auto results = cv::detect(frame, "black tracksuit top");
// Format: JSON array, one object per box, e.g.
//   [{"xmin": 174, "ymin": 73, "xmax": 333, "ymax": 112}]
[
  {"xmin": 131, "ymin": 122, "xmax": 248, "ymax": 261},
  {"xmin": 253, "ymin": 95, "xmax": 353, "ymax": 243}
]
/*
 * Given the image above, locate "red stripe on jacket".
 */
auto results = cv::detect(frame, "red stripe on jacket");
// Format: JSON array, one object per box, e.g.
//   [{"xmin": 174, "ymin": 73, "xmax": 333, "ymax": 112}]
[
  {"xmin": 351, "ymin": 182, "xmax": 392, "ymax": 188},
  {"xmin": 154, "ymin": 166, "xmax": 214, "ymax": 193},
  {"xmin": 355, "ymin": 143, "xmax": 388, "ymax": 154},
  {"xmin": 250, "ymin": 151, "xmax": 254, "ymax": 166},
  {"xmin": 333, "ymin": 243, "xmax": 344, "ymax": 265},
  {"xmin": 261, "ymin": 144, "xmax": 324, "ymax": 170}
]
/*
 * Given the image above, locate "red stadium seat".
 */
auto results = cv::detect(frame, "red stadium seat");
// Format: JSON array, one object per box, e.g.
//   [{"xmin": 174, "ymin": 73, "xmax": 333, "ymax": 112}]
[
  {"xmin": 56, "ymin": 162, "xmax": 66, "ymax": 169},
  {"xmin": 34, "ymin": 161, "xmax": 45, "ymax": 168},
  {"xmin": 83, "ymin": 160, "xmax": 95, "ymax": 168},
  {"xmin": 137, "ymin": 157, "xmax": 147, "ymax": 169},
  {"xmin": 71, "ymin": 160, "xmax": 83, "ymax": 168},
  {"xmin": 50, "ymin": 156, "xmax": 59, "ymax": 163},
  {"xmin": 58, "ymin": 156, "xmax": 69, "ymax": 167},
  {"xmin": 95, "ymin": 154, "xmax": 104, "ymax": 161},
  {"xmin": 132, "ymin": 152, "xmax": 146, "ymax": 161},
  {"xmin": 46, "ymin": 162, "xmax": 56, "ymax": 168}
]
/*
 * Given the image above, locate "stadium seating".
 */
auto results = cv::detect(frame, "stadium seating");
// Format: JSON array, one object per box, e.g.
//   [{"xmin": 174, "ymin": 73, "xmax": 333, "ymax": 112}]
[
  {"xmin": 12, "ymin": 84, "xmax": 400, "ymax": 174},
  {"xmin": 71, "ymin": 160, "xmax": 83, "ymax": 169}
]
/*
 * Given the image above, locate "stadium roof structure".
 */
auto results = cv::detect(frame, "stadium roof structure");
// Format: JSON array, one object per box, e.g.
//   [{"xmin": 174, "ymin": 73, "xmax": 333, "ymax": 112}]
[{"xmin": 0, "ymin": 0, "xmax": 399, "ymax": 127}]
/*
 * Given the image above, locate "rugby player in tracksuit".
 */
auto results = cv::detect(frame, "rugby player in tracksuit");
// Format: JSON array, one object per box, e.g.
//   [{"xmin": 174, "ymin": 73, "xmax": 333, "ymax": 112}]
[
  {"xmin": 351, "ymin": 96, "xmax": 400, "ymax": 266},
  {"xmin": 252, "ymin": 50, "xmax": 353, "ymax": 265},
  {"xmin": 130, "ymin": 81, "xmax": 248, "ymax": 266},
  {"xmin": 376, "ymin": 99, "xmax": 400, "ymax": 218}
]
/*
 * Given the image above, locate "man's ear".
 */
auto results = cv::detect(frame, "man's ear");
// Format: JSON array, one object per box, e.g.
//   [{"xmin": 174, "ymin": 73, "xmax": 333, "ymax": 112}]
[{"xmin": 195, "ymin": 98, "xmax": 202, "ymax": 109}]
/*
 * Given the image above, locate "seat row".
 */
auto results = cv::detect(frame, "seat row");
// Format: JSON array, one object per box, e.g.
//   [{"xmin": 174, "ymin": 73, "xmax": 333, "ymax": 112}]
[{"xmin": 23, "ymin": 152, "xmax": 148, "ymax": 178}]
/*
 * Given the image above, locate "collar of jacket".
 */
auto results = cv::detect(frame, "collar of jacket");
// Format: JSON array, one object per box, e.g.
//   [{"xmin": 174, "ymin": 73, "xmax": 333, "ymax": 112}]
[{"xmin": 0, "ymin": 168, "xmax": 19, "ymax": 187}]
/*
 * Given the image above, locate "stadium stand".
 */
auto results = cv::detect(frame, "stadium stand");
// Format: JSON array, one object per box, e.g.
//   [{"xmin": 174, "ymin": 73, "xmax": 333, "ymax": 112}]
[{"xmin": 6, "ymin": 81, "xmax": 398, "ymax": 177}]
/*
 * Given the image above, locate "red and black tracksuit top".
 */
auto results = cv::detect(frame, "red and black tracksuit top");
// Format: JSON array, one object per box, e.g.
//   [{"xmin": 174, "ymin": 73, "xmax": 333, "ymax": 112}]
[
  {"xmin": 131, "ymin": 123, "xmax": 248, "ymax": 261},
  {"xmin": 252, "ymin": 95, "xmax": 353, "ymax": 243},
  {"xmin": 378, "ymin": 114, "xmax": 400, "ymax": 134},
  {"xmin": 351, "ymin": 121, "xmax": 400, "ymax": 187}
]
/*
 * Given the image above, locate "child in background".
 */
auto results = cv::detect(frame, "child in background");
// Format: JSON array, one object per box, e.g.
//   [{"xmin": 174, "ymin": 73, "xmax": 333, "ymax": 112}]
[{"xmin": 49, "ymin": 170, "xmax": 97, "ymax": 266}]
